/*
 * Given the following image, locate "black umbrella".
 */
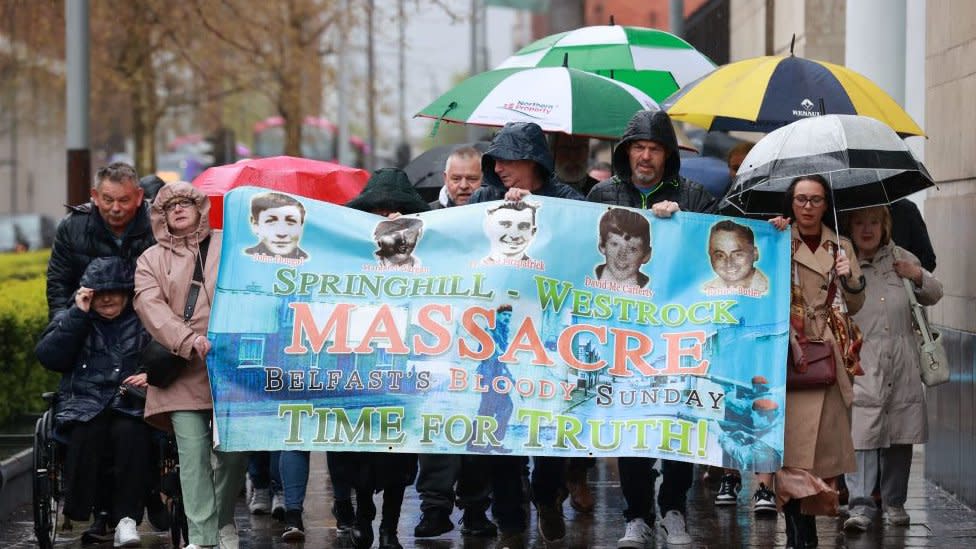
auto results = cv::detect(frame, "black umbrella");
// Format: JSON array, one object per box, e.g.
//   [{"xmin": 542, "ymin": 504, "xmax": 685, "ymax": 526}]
[
  {"xmin": 403, "ymin": 141, "xmax": 490, "ymax": 202},
  {"xmin": 722, "ymin": 114, "xmax": 933, "ymax": 221}
]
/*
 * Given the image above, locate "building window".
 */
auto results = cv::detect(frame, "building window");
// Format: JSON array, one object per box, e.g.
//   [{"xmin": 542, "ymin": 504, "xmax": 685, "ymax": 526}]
[{"xmin": 239, "ymin": 336, "xmax": 265, "ymax": 367}]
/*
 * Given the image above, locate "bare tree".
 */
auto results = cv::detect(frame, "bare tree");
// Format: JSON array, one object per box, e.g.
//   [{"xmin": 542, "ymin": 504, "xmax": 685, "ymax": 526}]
[{"xmin": 192, "ymin": 0, "xmax": 341, "ymax": 157}]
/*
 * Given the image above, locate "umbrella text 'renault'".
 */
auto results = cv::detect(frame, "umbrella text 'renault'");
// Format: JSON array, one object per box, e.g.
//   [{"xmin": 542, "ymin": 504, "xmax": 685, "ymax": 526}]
[{"xmin": 663, "ymin": 53, "xmax": 924, "ymax": 138}]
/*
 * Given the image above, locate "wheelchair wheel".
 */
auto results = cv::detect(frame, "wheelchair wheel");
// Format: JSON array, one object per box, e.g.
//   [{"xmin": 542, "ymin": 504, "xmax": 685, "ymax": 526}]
[{"xmin": 32, "ymin": 410, "xmax": 60, "ymax": 549}]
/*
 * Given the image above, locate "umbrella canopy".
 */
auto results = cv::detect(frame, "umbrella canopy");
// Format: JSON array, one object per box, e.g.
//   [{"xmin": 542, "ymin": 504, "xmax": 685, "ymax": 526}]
[
  {"xmin": 403, "ymin": 141, "xmax": 490, "ymax": 201},
  {"xmin": 496, "ymin": 25, "xmax": 715, "ymax": 102},
  {"xmin": 724, "ymin": 115, "xmax": 933, "ymax": 216},
  {"xmin": 192, "ymin": 156, "xmax": 369, "ymax": 229},
  {"xmin": 662, "ymin": 54, "xmax": 925, "ymax": 137},
  {"xmin": 415, "ymin": 67, "xmax": 658, "ymax": 140},
  {"xmin": 679, "ymin": 154, "xmax": 732, "ymax": 199}
]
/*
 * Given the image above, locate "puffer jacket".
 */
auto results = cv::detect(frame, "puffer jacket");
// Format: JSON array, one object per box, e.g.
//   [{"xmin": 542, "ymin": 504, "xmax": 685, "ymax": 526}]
[
  {"xmin": 134, "ymin": 182, "xmax": 221, "ymax": 432},
  {"xmin": 35, "ymin": 257, "xmax": 150, "ymax": 426},
  {"xmin": 469, "ymin": 122, "xmax": 583, "ymax": 203},
  {"xmin": 586, "ymin": 110, "xmax": 717, "ymax": 213},
  {"xmin": 46, "ymin": 201, "xmax": 155, "ymax": 319}
]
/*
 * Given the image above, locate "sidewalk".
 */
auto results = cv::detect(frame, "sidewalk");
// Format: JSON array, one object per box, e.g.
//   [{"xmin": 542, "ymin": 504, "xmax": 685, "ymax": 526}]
[{"xmin": 2, "ymin": 448, "xmax": 974, "ymax": 548}]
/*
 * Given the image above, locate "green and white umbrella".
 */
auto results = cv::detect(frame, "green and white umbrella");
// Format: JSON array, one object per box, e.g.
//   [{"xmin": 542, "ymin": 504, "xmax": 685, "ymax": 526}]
[
  {"xmin": 496, "ymin": 25, "xmax": 716, "ymax": 101},
  {"xmin": 415, "ymin": 67, "xmax": 658, "ymax": 139}
]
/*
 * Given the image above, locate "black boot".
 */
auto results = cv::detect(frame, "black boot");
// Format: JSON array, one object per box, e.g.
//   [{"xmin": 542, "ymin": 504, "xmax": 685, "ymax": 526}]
[
  {"xmin": 460, "ymin": 507, "xmax": 498, "ymax": 538},
  {"xmin": 414, "ymin": 508, "xmax": 453, "ymax": 537},
  {"xmin": 350, "ymin": 522, "xmax": 374, "ymax": 549},
  {"xmin": 800, "ymin": 514, "xmax": 818, "ymax": 548},
  {"xmin": 81, "ymin": 512, "xmax": 112, "ymax": 545},
  {"xmin": 378, "ymin": 529, "xmax": 404, "ymax": 549},
  {"xmin": 783, "ymin": 500, "xmax": 803, "ymax": 549}
]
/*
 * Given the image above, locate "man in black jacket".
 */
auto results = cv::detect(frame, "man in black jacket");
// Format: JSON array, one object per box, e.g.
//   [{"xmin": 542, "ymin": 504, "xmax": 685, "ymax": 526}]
[
  {"xmin": 469, "ymin": 122, "xmax": 583, "ymax": 204},
  {"xmin": 46, "ymin": 162, "xmax": 155, "ymax": 320},
  {"xmin": 469, "ymin": 122, "xmax": 580, "ymax": 548},
  {"xmin": 588, "ymin": 110, "xmax": 716, "ymax": 548},
  {"xmin": 587, "ymin": 110, "xmax": 716, "ymax": 216}
]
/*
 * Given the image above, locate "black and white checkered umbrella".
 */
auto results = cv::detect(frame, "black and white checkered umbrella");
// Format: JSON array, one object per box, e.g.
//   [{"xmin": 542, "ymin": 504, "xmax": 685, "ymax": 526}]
[{"xmin": 722, "ymin": 114, "xmax": 933, "ymax": 216}]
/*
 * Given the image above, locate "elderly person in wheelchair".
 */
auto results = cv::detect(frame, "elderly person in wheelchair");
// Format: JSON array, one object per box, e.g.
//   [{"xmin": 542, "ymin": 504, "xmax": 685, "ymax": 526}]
[{"xmin": 35, "ymin": 256, "xmax": 152, "ymax": 547}]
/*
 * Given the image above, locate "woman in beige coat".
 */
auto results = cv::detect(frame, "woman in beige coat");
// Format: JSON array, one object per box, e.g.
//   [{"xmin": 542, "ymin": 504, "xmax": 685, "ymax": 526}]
[
  {"xmin": 770, "ymin": 175, "xmax": 865, "ymax": 549},
  {"xmin": 134, "ymin": 182, "xmax": 246, "ymax": 549},
  {"xmin": 841, "ymin": 206, "xmax": 942, "ymax": 532}
]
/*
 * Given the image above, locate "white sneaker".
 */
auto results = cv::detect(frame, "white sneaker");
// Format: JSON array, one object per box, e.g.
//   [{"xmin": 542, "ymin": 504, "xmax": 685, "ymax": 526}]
[
  {"xmin": 219, "ymin": 523, "xmax": 240, "ymax": 549},
  {"xmin": 660, "ymin": 510, "xmax": 692, "ymax": 545},
  {"xmin": 112, "ymin": 517, "xmax": 140, "ymax": 547},
  {"xmin": 271, "ymin": 492, "xmax": 286, "ymax": 521},
  {"xmin": 843, "ymin": 512, "xmax": 872, "ymax": 531},
  {"xmin": 249, "ymin": 487, "xmax": 271, "ymax": 514},
  {"xmin": 617, "ymin": 518, "xmax": 653, "ymax": 548},
  {"xmin": 884, "ymin": 505, "xmax": 910, "ymax": 526}
]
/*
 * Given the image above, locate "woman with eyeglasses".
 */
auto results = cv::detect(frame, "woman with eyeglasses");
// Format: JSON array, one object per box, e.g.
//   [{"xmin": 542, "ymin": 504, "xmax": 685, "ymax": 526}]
[
  {"xmin": 768, "ymin": 174, "xmax": 866, "ymax": 549},
  {"xmin": 134, "ymin": 182, "xmax": 247, "ymax": 549}
]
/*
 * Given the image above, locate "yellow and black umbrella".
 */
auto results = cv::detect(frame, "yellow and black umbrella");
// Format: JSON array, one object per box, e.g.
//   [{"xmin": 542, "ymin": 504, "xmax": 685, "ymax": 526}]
[{"xmin": 662, "ymin": 52, "xmax": 924, "ymax": 137}]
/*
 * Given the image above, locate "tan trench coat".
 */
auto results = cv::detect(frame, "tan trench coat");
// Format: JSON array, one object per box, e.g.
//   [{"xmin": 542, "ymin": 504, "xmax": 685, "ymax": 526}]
[
  {"xmin": 850, "ymin": 242, "xmax": 942, "ymax": 449},
  {"xmin": 782, "ymin": 225, "xmax": 865, "ymax": 479},
  {"xmin": 134, "ymin": 183, "xmax": 220, "ymax": 432}
]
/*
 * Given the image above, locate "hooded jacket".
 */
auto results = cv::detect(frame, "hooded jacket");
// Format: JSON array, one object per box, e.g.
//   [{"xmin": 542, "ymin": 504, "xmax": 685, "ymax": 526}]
[
  {"xmin": 586, "ymin": 110, "xmax": 717, "ymax": 213},
  {"xmin": 346, "ymin": 168, "xmax": 431, "ymax": 214},
  {"xmin": 35, "ymin": 257, "xmax": 150, "ymax": 426},
  {"xmin": 133, "ymin": 182, "xmax": 221, "ymax": 432},
  {"xmin": 469, "ymin": 122, "xmax": 583, "ymax": 203},
  {"xmin": 46, "ymin": 199, "xmax": 155, "ymax": 319}
]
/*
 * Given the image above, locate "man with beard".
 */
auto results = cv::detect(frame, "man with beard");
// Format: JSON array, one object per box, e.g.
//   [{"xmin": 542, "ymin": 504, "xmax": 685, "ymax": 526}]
[
  {"xmin": 587, "ymin": 110, "xmax": 717, "ymax": 548},
  {"xmin": 551, "ymin": 133, "xmax": 597, "ymax": 195}
]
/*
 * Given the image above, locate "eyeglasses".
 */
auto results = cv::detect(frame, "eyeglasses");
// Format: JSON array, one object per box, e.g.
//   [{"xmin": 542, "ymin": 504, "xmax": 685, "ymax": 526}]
[
  {"xmin": 793, "ymin": 195, "xmax": 826, "ymax": 207},
  {"xmin": 163, "ymin": 198, "xmax": 194, "ymax": 212}
]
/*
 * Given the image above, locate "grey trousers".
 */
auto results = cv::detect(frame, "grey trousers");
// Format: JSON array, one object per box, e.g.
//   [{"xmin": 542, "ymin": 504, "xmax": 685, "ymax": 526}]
[
  {"xmin": 845, "ymin": 444, "xmax": 913, "ymax": 515},
  {"xmin": 416, "ymin": 453, "xmax": 491, "ymax": 513}
]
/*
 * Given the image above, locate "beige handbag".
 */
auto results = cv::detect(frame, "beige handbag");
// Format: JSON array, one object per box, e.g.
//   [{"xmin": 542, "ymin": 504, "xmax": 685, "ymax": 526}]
[{"xmin": 902, "ymin": 277, "xmax": 949, "ymax": 387}]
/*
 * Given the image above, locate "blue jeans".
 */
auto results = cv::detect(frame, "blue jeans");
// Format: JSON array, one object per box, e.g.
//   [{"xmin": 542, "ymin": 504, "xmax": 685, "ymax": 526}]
[
  {"xmin": 280, "ymin": 450, "xmax": 314, "ymax": 511},
  {"xmin": 248, "ymin": 451, "xmax": 282, "ymax": 492}
]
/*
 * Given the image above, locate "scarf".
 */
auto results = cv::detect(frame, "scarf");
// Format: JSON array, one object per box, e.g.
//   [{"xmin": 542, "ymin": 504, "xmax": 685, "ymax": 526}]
[{"xmin": 789, "ymin": 238, "xmax": 864, "ymax": 377}]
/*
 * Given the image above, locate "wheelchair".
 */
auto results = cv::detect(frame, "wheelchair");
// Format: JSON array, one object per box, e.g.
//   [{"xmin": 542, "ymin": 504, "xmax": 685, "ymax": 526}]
[
  {"xmin": 32, "ymin": 392, "xmax": 62, "ymax": 549},
  {"xmin": 32, "ymin": 390, "xmax": 188, "ymax": 548}
]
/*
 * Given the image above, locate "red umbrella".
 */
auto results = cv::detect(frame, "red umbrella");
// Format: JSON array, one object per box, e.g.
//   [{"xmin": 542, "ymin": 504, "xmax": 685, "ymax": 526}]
[{"xmin": 192, "ymin": 156, "xmax": 369, "ymax": 228}]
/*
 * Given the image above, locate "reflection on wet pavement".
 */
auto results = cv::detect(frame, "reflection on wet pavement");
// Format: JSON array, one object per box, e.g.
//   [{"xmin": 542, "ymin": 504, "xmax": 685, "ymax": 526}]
[{"xmin": 2, "ymin": 448, "xmax": 974, "ymax": 548}]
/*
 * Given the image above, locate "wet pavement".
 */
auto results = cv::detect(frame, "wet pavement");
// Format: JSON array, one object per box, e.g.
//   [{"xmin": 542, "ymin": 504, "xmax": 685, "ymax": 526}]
[{"xmin": 2, "ymin": 447, "xmax": 975, "ymax": 548}]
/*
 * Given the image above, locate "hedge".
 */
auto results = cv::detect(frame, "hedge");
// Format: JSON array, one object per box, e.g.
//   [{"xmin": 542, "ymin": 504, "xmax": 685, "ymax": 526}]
[{"xmin": 0, "ymin": 251, "xmax": 58, "ymax": 425}]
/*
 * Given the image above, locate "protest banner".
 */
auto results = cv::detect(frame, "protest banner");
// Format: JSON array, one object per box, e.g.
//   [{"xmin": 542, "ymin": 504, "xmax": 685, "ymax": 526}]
[{"xmin": 208, "ymin": 186, "xmax": 790, "ymax": 470}]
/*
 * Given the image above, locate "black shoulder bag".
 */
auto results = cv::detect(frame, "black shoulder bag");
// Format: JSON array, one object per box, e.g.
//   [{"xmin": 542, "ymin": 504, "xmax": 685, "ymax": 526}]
[{"xmin": 143, "ymin": 237, "xmax": 211, "ymax": 388}]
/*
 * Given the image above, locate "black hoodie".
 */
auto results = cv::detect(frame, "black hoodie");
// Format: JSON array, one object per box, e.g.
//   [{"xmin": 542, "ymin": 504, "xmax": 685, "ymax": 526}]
[
  {"xmin": 586, "ymin": 110, "xmax": 717, "ymax": 213},
  {"xmin": 469, "ymin": 122, "xmax": 584, "ymax": 203}
]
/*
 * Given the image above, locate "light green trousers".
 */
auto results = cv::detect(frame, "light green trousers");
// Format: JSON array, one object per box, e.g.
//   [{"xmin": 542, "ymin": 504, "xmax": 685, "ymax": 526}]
[{"xmin": 171, "ymin": 411, "xmax": 247, "ymax": 546}]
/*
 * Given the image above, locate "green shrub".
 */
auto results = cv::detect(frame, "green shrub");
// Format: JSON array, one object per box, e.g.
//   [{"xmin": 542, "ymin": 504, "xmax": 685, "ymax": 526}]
[
  {"xmin": 0, "ymin": 251, "xmax": 57, "ymax": 424},
  {"xmin": 0, "ymin": 249, "xmax": 50, "ymax": 283}
]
